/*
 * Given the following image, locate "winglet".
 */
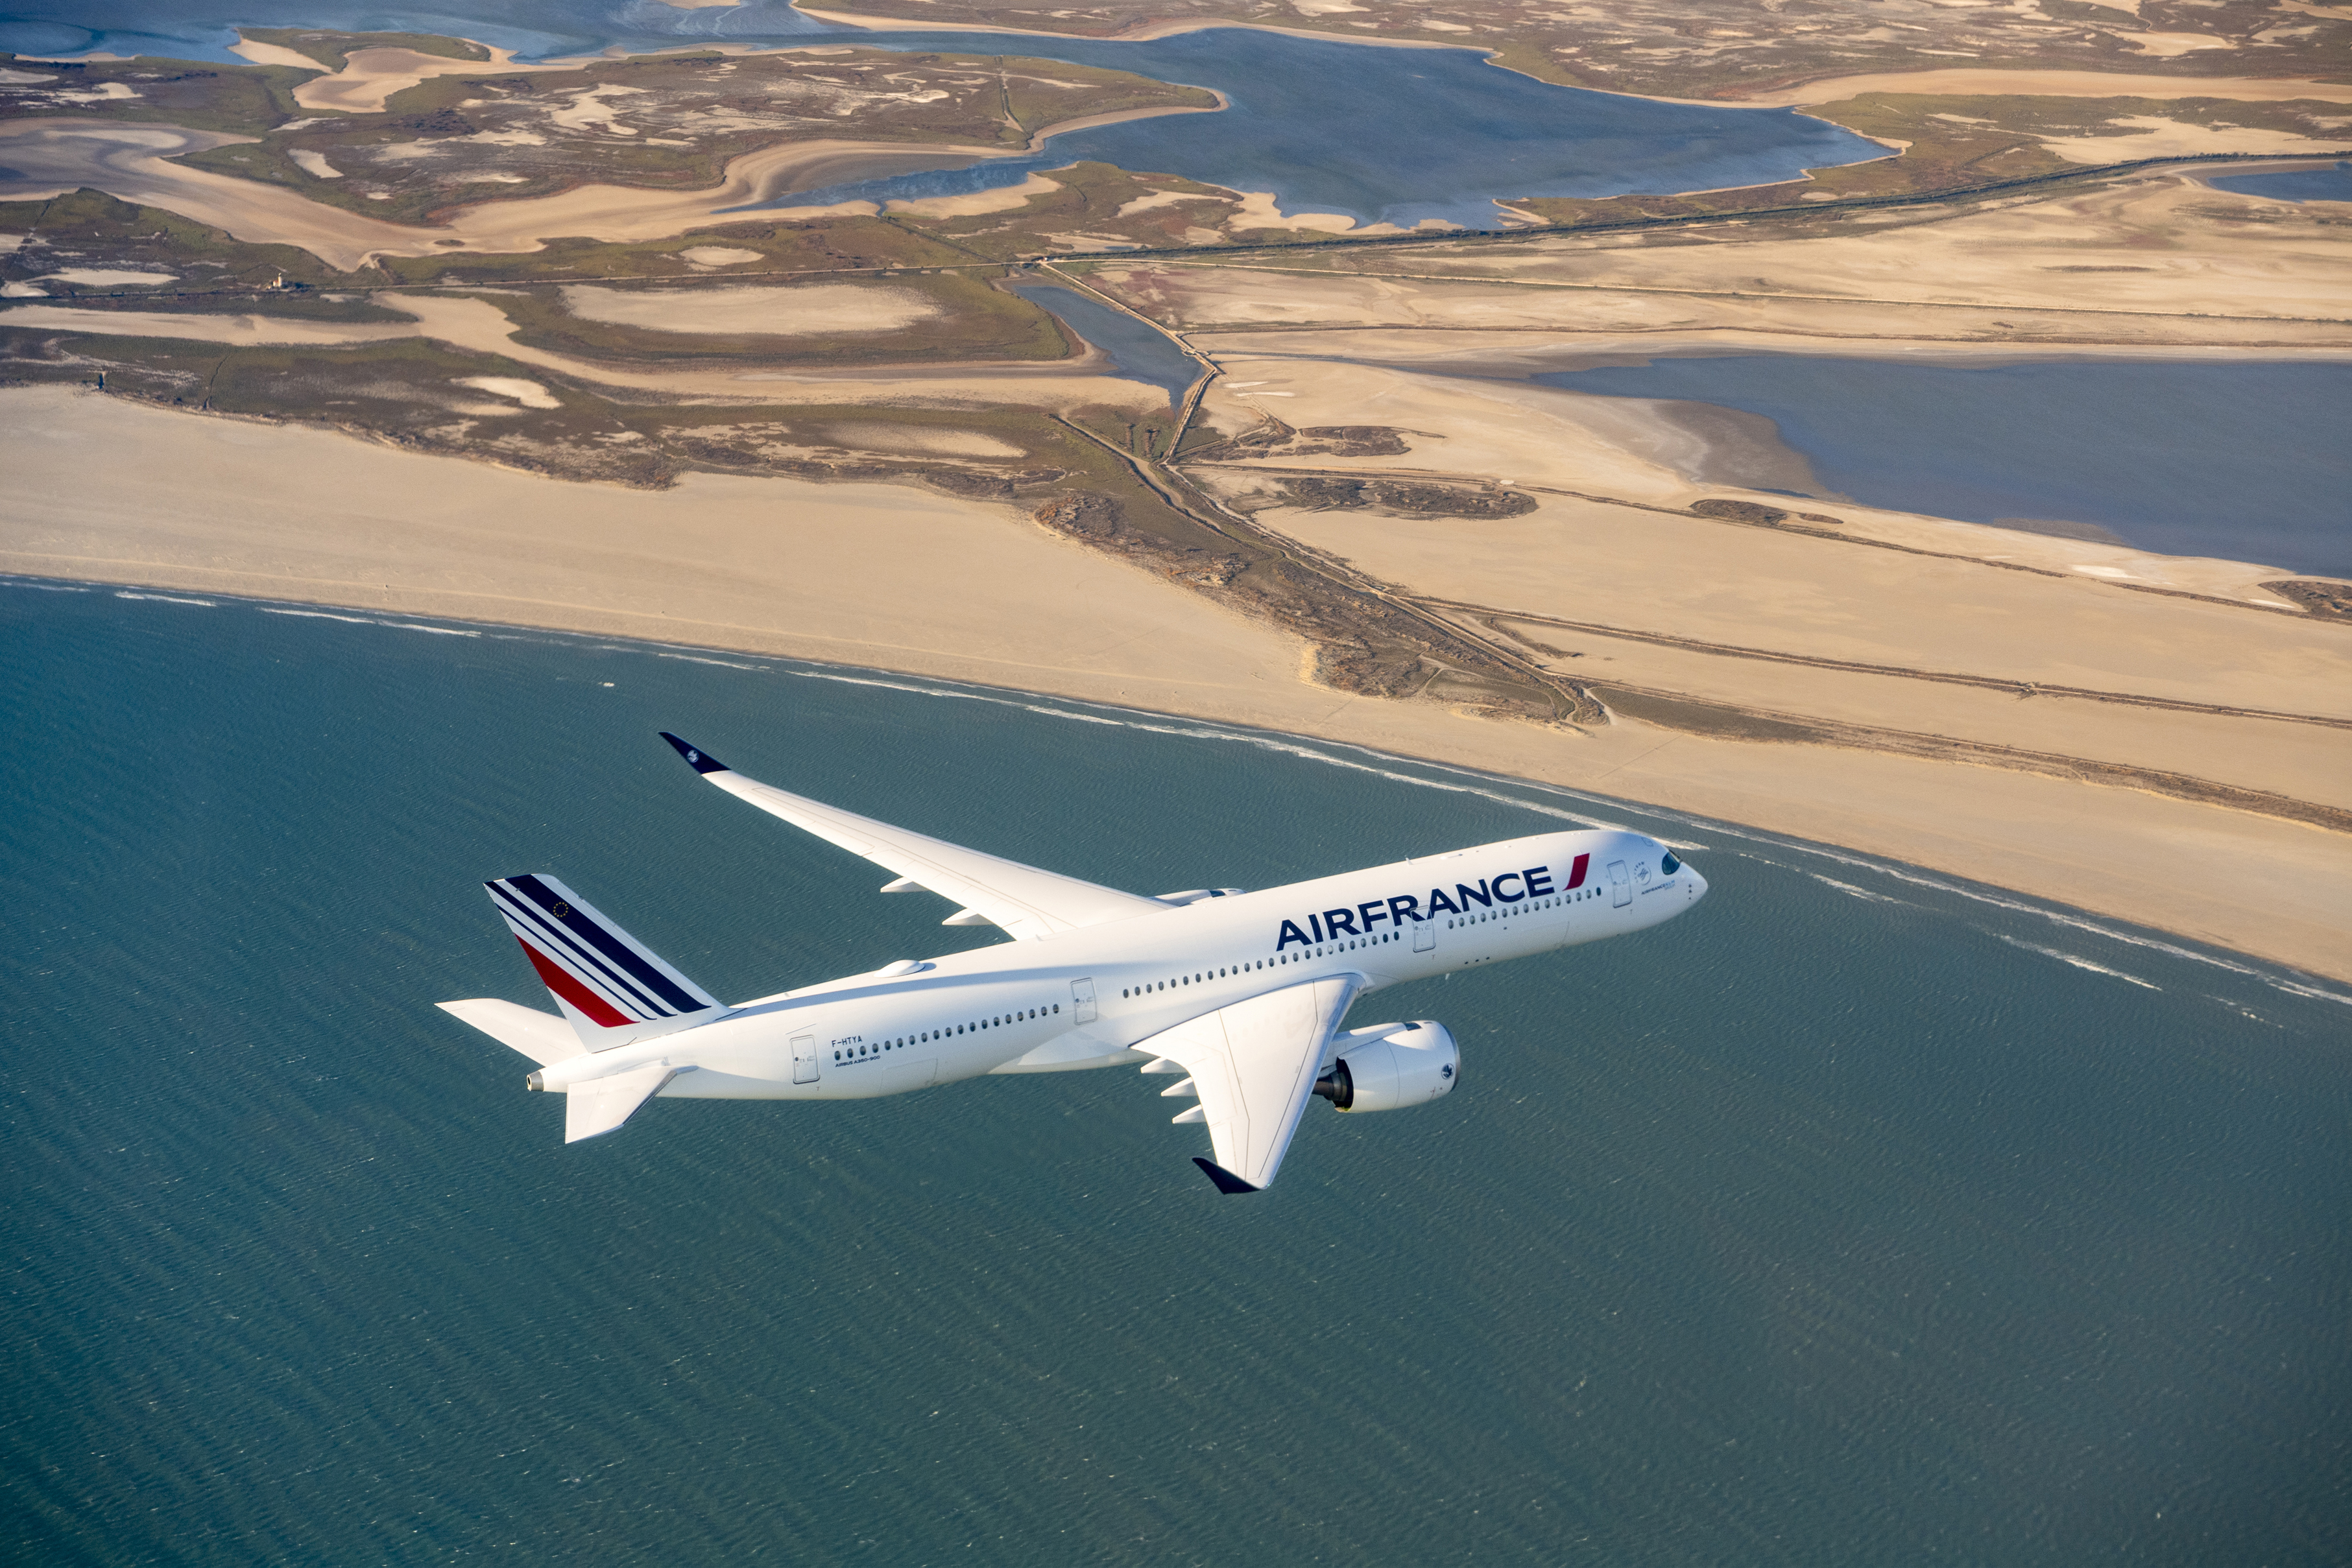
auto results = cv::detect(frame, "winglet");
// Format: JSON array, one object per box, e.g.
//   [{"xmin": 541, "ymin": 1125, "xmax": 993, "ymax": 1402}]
[
  {"xmin": 659, "ymin": 732, "xmax": 729, "ymax": 775},
  {"xmin": 1193, "ymin": 1156, "xmax": 1261, "ymax": 1194}
]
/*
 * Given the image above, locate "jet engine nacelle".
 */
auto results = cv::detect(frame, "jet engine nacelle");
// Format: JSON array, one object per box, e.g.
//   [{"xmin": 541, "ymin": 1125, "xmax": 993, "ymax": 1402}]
[{"xmin": 1314, "ymin": 1021, "xmax": 1458, "ymax": 1113}]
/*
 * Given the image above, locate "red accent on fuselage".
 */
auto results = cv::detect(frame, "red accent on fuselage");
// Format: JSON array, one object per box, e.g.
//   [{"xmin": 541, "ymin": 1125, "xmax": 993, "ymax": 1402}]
[
  {"xmin": 1565, "ymin": 853, "xmax": 1590, "ymax": 890},
  {"xmin": 516, "ymin": 938, "xmax": 632, "ymax": 1028}
]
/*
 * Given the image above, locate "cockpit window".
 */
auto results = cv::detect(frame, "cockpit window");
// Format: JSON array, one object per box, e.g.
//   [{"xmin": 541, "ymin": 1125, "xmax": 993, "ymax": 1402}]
[{"xmin": 1661, "ymin": 851, "xmax": 1681, "ymax": 875}]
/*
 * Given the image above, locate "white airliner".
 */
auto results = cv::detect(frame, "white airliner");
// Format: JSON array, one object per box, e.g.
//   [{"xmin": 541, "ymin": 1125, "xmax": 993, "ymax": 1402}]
[{"xmin": 440, "ymin": 733, "xmax": 1709, "ymax": 1193}]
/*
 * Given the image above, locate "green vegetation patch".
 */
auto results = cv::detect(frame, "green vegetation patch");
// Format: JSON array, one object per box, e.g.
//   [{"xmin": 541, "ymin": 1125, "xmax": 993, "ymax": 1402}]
[
  {"xmin": 474, "ymin": 270, "xmax": 1073, "ymax": 367},
  {"xmin": 368, "ymin": 217, "xmax": 981, "ymax": 287},
  {"xmin": 0, "ymin": 52, "xmax": 308, "ymax": 136},
  {"xmin": 894, "ymin": 161, "xmax": 1243, "ymax": 260},
  {"xmin": 171, "ymin": 48, "xmax": 1217, "ymax": 228},
  {"xmin": 0, "ymin": 189, "xmax": 386, "ymax": 298}
]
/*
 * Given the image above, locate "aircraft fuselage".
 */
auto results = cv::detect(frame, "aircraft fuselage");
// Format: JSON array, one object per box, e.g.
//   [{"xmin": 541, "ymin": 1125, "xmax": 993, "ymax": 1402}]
[{"xmin": 555, "ymin": 828, "xmax": 1706, "ymax": 1102}]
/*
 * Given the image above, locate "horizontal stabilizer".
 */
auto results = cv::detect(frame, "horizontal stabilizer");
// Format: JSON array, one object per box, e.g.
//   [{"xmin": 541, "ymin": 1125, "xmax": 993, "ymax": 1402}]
[
  {"xmin": 565, "ymin": 1062, "xmax": 681, "ymax": 1143},
  {"xmin": 438, "ymin": 998, "xmax": 577, "ymax": 1066}
]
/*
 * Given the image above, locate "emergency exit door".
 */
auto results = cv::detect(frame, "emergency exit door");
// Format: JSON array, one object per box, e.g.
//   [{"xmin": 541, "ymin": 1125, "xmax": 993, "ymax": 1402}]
[
  {"xmin": 1609, "ymin": 860, "xmax": 1632, "ymax": 907},
  {"xmin": 791, "ymin": 1033, "xmax": 820, "ymax": 1084}
]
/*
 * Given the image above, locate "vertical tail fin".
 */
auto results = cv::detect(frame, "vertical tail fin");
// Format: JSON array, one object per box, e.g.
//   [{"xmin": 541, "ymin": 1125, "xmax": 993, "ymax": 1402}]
[{"xmin": 483, "ymin": 873, "xmax": 728, "ymax": 1051}]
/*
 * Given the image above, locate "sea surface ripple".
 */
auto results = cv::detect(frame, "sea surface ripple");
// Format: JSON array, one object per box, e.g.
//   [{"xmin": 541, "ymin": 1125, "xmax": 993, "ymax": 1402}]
[{"xmin": 4, "ymin": 582, "xmax": 2347, "ymax": 1564}]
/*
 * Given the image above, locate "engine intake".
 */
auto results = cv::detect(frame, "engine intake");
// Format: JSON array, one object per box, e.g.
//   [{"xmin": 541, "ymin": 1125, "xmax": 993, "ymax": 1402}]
[{"xmin": 1314, "ymin": 1021, "xmax": 1458, "ymax": 1113}]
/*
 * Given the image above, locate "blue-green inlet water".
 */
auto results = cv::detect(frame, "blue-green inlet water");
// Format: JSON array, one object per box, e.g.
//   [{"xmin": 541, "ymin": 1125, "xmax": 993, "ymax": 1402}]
[
  {"xmin": 5, "ymin": 582, "xmax": 2348, "ymax": 1565},
  {"xmin": 1533, "ymin": 357, "xmax": 2352, "ymax": 576}
]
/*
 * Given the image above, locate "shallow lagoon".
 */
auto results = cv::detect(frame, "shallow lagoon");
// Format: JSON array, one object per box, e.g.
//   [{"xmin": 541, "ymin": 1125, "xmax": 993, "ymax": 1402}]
[
  {"xmin": 1012, "ymin": 281, "xmax": 1197, "ymax": 406},
  {"xmin": 6, "ymin": 3, "xmax": 1887, "ymax": 227},
  {"xmin": 5, "ymin": 583, "xmax": 2347, "ymax": 1563},
  {"xmin": 1535, "ymin": 356, "xmax": 2352, "ymax": 575},
  {"xmin": 2210, "ymin": 161, "xmax": 2352, "ymax": 204}
]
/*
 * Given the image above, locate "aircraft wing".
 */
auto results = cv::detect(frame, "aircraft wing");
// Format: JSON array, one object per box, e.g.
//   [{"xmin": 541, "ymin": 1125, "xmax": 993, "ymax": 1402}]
[
  {"xmin": 660, "ymin": 733, "xmax": 1166, "ymax": 941},
  {"xmin": 1143, "ymin": 975, "xmax": 1360, "ymax": 1193}
]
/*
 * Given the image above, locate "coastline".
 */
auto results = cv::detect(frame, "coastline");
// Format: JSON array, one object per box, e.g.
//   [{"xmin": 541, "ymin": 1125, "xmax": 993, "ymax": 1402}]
[{"xmin": 6, "ymin": 384, "xmax": 2346, "ymax": 983}]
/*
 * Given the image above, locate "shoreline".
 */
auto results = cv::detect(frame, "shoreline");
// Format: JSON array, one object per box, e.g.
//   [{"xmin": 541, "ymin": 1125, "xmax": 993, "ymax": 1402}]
[
  {"xmin": 27, "ymin": 563, "xmax": 2340, "ymax": 1000},
  {"xmin": 6, "ymin": 386, "xmax": 2346, "ymax": 984},
  {"xmin": 16, "ymin": 547, "xmax": 2347, "ymax": 989}
]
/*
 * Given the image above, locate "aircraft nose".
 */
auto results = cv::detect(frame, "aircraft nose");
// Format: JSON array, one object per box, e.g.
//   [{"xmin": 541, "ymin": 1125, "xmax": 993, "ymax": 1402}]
[{"xmin": 1685, "ymin": 864, "xmax": 1709, "ymax": 904}]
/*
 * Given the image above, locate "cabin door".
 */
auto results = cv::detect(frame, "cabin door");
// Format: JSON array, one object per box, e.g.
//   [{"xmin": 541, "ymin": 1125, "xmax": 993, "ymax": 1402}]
[
  {"xmin": 791, "ymin": 1033, "xmax": 820, "ymax": 1084},
  {"xmin": 1609, "ymin": 861, "xmax": 1633, "ymax": 908},
  {"xmin": 1071, "ymin": 977, "xmax": 1098, "ymax": 1024},
  {"xmin": 1413, "ymin": 917, "xmax": 1436, "ymax": 953}
]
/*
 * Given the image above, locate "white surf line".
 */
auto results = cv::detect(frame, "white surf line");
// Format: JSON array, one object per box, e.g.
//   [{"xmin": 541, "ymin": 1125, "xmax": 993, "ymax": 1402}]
[
  {"xmin": 1805, "ymin": 872, "xmax": 1905, "ymax": 905},
  {"xmin": 113, "ymin": 589, "xmax": 213, "ymax": 606},
  {"xmin": 259, "ymin": 606, "xmax": 477, "ymax": 635},
  {"xmin": 768, "ymin": 665, "xmax": 1649, "ymax": 835},
  {"xmin": 654, "ymin": 651, "xmax": 770, "ymax": 672},
  {"xmin": 1998, "ymin": 934, "xmax": 2161, "ymax": 990}
]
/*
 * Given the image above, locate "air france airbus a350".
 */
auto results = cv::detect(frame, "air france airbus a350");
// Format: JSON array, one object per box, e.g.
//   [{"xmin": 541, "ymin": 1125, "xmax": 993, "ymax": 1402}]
[{"xmin": 440, "ymin": 733, "xmax": 1709, "ymax": 1193}]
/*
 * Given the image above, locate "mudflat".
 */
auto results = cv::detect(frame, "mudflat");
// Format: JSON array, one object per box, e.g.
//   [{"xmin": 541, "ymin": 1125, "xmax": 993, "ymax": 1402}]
[{"xmin": 5, "ymin": 385, "xmax": 2346, "ymax": 982}]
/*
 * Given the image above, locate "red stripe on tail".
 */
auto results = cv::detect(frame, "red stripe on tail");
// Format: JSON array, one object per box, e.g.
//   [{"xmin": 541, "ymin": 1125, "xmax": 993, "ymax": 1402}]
[{"xmin": 516, "ymin": 938, "xmax": 632, "ymax": 1028}]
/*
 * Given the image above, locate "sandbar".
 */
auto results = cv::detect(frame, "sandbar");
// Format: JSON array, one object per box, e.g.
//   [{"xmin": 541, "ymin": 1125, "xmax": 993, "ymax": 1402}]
[
  {"xmin": 0, "ymin": 292, "xmax": 1168, "ymax": 411},
  {"xmin": 558, "ymin": 282, "xmax": 941, "ymax": 336},
  {"xmin": 1732, "ymin": 69, "xmax": 2352, "ymax": 107},
  {"xmin": 1113, "ymin": 172, "xmax": 2352, "ymax": 340},
  {"xmin": 5, "ymin": 384, "xmax": 2346, "ymax": 983}
]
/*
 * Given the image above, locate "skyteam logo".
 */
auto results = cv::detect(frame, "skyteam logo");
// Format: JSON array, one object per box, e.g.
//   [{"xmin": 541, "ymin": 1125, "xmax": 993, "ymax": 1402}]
[{"xmin": 1274, "ymin": 855, "xmax": 1588, "ymax": 949}]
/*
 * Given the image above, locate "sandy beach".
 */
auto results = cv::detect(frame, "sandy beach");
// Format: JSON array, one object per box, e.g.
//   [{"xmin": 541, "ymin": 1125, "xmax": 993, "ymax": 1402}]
[{"xmin": 6, "ymin": 385, "xmax": 2346, "ymax": 982}]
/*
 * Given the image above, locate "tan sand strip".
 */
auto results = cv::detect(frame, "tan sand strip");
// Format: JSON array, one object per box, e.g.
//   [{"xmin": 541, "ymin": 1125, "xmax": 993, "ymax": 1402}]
[
  {"xmin": 1572, "ymin": 678, "xmax": 2352, "ymax": 834},
  {"xmin": 1443, "ymin": 604, "xmax": 2352, "ymax": 731},
  {"xmin": 1734, "ymin": 69, "xmax": 2352, "ymax": 108},
  {"xmin": 7, "ymin": 385, "xmax": 2348, "ymax": 981}
]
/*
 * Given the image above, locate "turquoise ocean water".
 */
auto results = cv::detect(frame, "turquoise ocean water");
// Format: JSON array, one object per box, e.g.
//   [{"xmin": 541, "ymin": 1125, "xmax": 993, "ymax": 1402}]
[{"xmin": 5, "ymin": 582, "xmax": 2347, "ymax": 1563}]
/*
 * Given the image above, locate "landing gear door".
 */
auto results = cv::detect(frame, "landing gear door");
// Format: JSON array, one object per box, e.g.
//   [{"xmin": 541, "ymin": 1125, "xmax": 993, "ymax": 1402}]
[
  {"xmin": 791, "ymin": 1032, "xmax": 820, "ymax": 1084},
  {"xmin": 1071, "ymin": 977, "xmax": 1098, "ymax": 1024},
  {"xmin": 1413, "ymin": 918, "xmax": 1435, "ymax": 953},
  {"xmin": 1609, "ymin": 861, "xmax": 1632, "ymax": 908}
]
